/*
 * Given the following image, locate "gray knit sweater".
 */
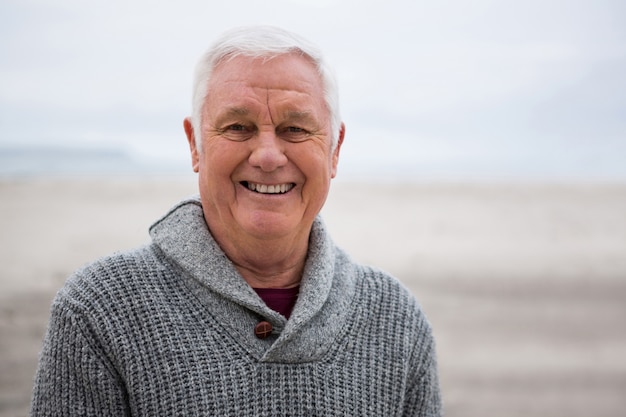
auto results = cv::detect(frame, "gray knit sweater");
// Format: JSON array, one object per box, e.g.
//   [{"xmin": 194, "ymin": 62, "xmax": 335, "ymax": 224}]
[{"xmin": 31, "ymin": 197, "xmax": 441, "ymax": 416}]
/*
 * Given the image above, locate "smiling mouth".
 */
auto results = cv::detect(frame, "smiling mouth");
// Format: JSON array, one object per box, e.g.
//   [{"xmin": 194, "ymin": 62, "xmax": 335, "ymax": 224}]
[{"xmin": 241, "ymin": 181, "xmax": 295, "ymax": 194}]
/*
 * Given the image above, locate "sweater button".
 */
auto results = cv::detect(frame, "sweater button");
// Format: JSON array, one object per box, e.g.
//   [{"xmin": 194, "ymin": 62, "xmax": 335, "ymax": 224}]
[{"xmin": 254, "ymin": 321, "xmax": 273, "ymax": 339}]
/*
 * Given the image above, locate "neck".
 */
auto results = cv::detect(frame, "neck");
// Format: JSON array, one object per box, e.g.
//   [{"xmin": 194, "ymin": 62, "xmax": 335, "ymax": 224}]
[
  {"xmin": 211, "ymin": 227, "xmax": 310, "ymax": 289},
  {"xmin": 234, "ymin": 258, "xmax": 305, "ymax": 289}
]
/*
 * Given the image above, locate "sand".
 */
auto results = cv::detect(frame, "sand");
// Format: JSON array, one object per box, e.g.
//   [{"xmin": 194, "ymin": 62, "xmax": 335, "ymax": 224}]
[{"xmin": 1, "ymin": 177, "xmax": 625, "ymax": 416}]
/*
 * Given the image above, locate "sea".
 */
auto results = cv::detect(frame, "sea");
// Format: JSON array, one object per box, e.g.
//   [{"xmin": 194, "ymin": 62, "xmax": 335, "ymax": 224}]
[
  {"xmin": 0, "ymin": 146, "xmax": 190, "ymax": 179},
  {"xmin": 1, "ymin": 145, "xmax": 625, "ymax": 183}
]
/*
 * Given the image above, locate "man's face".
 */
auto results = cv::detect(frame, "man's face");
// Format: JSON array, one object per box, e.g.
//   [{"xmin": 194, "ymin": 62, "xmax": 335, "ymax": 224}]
[{"xmin": 185, "ymin": 53, "xmax": 343, "ymax": 246}]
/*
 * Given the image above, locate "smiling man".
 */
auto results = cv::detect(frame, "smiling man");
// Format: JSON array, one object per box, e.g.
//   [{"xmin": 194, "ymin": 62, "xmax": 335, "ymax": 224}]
[
  {"xmin": 184, "ymin": 52, "xmax": 341, "ymax": 290},
  {"xmin": 31, "ymin": 26, "xmax": 442, "ymax": 416}
]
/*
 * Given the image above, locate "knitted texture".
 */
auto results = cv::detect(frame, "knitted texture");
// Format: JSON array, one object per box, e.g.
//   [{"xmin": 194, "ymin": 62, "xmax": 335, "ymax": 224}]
[{"xmin": 31, "ymin": 197, "xmax": 441, "ymax": 416}]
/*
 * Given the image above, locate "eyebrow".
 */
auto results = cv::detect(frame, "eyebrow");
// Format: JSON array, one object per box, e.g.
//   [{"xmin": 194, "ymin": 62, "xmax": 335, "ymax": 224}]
[
  {"xmin": 213, "ymin": 107, "xmax": 317, "ymax": 126},
  {"xmin": 210, "ymin": 107, "xmax": 251, "ymax": 127},
  {"xmin": 282, "ymin": 110, "xmax": 315, "ymax": 122},
  {"xmin": 222, "ymin": 107, "xmax": 250, "ymax": 117}
]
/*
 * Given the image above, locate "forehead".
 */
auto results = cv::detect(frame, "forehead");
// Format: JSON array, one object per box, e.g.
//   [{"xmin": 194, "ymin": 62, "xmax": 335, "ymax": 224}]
[{"xmin": 205, "ymin": 54, "xmax": 326, "ymax": 115}]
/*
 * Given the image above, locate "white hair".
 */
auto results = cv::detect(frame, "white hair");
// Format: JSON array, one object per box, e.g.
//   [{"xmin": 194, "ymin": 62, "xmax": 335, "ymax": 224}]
[{"xmin": 190, "ymin": 26, "xmax": 341, "ymax": 150}]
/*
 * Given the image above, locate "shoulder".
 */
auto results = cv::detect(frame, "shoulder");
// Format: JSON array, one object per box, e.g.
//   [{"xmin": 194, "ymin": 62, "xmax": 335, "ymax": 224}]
[
  {"xmin": 350, "ymin": 261, "xmax": 434, "ymax": 334},
  {"xmin": 354, "ymin": 263, "xmax": 420, "ymax": 308},
  {"xmin": 48, "ymin": 244, "xmax": 191, "ymax": 354},
  {"xmin": 53, "ymin": 244, "xmax": 172, "ymax": 318}
]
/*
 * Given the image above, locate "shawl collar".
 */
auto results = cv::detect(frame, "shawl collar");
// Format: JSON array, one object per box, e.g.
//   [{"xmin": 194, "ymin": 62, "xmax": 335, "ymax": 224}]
[{"xmin": 149, "ymin": 197, "xmax": 357, "ymax": 362}]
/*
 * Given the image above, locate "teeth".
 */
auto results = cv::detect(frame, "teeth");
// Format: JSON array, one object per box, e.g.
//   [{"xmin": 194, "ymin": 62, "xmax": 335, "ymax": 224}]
[{"xmin": 246, "ymin": 182, "xmax": 294, "ymax": 194}]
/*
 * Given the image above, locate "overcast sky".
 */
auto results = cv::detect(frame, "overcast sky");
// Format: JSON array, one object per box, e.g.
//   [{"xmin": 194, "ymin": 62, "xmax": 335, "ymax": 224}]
[{"xmin": 1, "ymin": 0, "xmax": 625, "ymax": 180}]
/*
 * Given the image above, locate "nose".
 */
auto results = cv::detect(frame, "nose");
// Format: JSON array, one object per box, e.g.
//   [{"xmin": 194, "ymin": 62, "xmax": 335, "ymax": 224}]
[{"xmin": 248, "ymin": 130, "xmax": 288, "ymax": 172}]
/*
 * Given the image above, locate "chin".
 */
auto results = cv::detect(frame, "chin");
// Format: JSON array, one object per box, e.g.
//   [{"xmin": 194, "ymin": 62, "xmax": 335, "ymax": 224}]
[{"xmin": 240, "ymin": 212, "xmax": 300, "ymax": 240}]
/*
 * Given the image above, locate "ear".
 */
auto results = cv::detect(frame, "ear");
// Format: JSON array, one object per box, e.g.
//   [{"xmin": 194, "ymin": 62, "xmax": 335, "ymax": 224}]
[
  {"xmin": 330, "ymin": 123, "xmax": 345, "ymax": 179},
  {"xmin": 184, "ymin": 117, "xmax": 200, "ymax": 173}
]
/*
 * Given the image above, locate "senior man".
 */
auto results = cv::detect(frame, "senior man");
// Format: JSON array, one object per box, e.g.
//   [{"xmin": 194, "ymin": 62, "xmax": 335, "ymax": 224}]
[{"xmin": 31, "ymin": 26, "xmax": 442, "ymax": 416}]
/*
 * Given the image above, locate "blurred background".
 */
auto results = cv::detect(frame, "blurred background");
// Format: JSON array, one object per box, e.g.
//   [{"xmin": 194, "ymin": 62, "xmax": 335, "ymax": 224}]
[
  {"xmin": 1, "ymin": 0, "xmax": 625, "ymax": 181},
  {"xmin": 1, "ymin": 0, "xmax": 625, "ymax": 416}
]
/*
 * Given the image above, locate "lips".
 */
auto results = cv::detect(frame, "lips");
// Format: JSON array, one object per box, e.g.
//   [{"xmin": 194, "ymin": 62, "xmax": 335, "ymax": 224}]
[{"xmin": 242, "ymin": 181, "xmax": 295, "ymax": 194}]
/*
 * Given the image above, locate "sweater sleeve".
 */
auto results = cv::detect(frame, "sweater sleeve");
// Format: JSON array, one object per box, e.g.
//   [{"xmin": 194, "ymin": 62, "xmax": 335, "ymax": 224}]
[
  {"xmin": 403, "ymin": 321, "xmax": 443, "ymax": 417},
  {"xmin": 30, "ymin": 295, "xmax": 131, "ymax": 417}
]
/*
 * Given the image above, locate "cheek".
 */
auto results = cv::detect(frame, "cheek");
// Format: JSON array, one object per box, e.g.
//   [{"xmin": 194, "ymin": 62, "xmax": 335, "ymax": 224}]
[
  {"xmin": 293, "ymin": 148, "xmax": 334, "ymax": 196},
  {"xmin": 197, "ymin": 148, "xmax": 234, "ymax": 196},
  {"xmin": 291, "ymin": 139, "xmax": 333, "ymax": 167},
  {"xmin": 200, "ymin": 141, "xmax": 241, "ymax": 172}
]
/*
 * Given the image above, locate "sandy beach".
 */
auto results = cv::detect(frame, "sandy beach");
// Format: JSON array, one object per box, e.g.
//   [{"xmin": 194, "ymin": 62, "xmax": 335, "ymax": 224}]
[{"xmin": 1, "ymin": 177, "xmax": 625, "ymax": 416}]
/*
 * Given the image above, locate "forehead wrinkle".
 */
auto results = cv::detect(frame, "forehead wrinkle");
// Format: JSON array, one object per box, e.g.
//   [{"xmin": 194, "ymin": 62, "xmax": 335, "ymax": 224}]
[
  {"xmin": 265, "ymin": 87, "xmax": 276, "ymax": 126},
  {"xmin": 263, "ymin": 80, "xmax": 320, "ymax": 123},
  {"xmin": 211, "ymin": 84, "xmax": 321, "ymax": 127},
  {"xmin": 210, "ymin": 106, "xmax": 251, "ymax": 126}
]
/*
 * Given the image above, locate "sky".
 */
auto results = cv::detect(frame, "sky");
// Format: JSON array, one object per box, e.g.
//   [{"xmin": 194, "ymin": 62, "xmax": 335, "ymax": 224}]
[{"xmin": 1, "ymin": 0, "xmax": 625, "ymax": 181}]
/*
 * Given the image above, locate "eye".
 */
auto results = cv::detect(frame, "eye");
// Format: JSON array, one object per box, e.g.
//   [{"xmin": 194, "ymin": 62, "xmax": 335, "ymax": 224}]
[
  {"xmin": 221, "ymin": 123, "xmax": 255, "ymax": 141},
  {"xmin": 279, "ymin": 126, "xmax": 310, "ymax": 142}
]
